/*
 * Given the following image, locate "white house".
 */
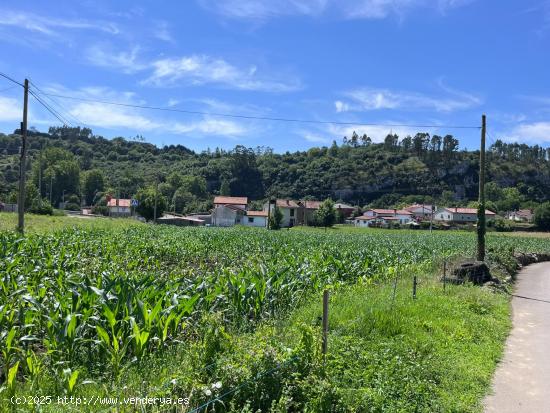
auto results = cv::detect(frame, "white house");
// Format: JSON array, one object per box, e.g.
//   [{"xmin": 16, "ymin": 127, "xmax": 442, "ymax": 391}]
[
  {"xmin": 404, "ymin": 204, "xmax": 435, "ymax": 221},
  {"xmin": 244, "ymin": 210, "xmax": 268, "ymax": 227},
  {"xmin": 211, "ymin": 196, "xmax": 248, "ymax": 227},
  {"xmin": 107, "ymin": 198, "xmax": 131, "ymax": 217},
  {"xmin": 434, "ymin": 207, "xmax": 496, "ymax": 224},
  {"xmin": 362, "ymin": 209, "xmax": 414, "ymax": 225},
  {"xmin": 354, "ymin": 215, "xmax": 402, "ymax": 228}
]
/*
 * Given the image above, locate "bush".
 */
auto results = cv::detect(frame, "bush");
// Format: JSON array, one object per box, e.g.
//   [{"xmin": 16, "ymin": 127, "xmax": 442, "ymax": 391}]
[
  {"xmin": 534, "ymin": 202, "xmax": 550, "ymax": 231},
  {"xmin": 268, "ymin": 206, "xmax": 283, "ymax": 230},
  {"xmin": 493, "ymin": 218, "xmax": 513, "ymax": 232},
  {"xmin": 27, "ymin": 201, "xmax": 53, "ymax": 215},
  {"xmin": 91, "ymin": 205, "xmax": 109, "ymax": 216},
  {"xmin": 64, "ymin": 202, "xmax": 81, "ymax": 211}
]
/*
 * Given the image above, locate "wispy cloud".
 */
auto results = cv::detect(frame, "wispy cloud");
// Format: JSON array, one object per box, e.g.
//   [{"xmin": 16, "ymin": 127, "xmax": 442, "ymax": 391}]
[
  {"xmin": 198, "ymin": 0, "xmax": 475, "ymax": 21},
  {"xmin": 335, "ymin": 83, "xmax": 481, "ymax": 113},
  {"xmin": 40, "ymin": 85, "xmax": 250, "ymax": 138},
  {"xmin": 143, "ymin": 54, "xmax": 301, "ymax": 92},
  {"xmin": 505, "ymin": 121, "xmax": 550, "ymax": 144},
  {"xmin": 0, "ymin": 9, "xmax": 119, "ymax": 36},
  {"xmin": 153, "ymin": 21, "xmax": 174, "ymax": 43},
  {"xmin": 85, "ymin": 45, "xmax": 146, "ymax": 74},
  {"xmin": 0, "ymin": 96, "xmax": 21, "ymax": 122}
]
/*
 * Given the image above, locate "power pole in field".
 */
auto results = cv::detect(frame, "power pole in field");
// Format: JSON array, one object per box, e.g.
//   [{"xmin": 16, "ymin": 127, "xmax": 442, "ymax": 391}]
[
  {"xmin": 477, "ymin": 114, "xmax": 486, "ymax": 261},
  {"xmin": 17, "ymin": 79, "xmax": 29, "ymax": 233},
  {"xmin": 38, "ymin": 145, "xmax": 42, "ymax": 207},
  {"xmin": 153, "ymin": 176, "xmax": 158, "ymax": 223}
]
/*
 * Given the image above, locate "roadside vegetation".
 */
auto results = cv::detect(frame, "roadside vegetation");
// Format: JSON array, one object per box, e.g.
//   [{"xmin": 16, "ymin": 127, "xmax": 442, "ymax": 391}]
[{"xmin": 1, "ymin": 220, "xmax": 549, "ymax": 411}]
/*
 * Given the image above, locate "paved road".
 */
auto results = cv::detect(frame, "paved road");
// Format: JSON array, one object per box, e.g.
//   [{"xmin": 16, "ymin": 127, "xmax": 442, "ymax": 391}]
[{"xmin": 484, "ymin": 262, "xmax": 550, "ymax": 413}]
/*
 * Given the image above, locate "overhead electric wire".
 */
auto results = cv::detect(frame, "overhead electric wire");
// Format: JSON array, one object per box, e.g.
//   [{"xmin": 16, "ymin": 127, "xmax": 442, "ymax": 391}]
[
  {"xmin": 29, "ymin": 80, "xmax": 88, "ymax": 128},
  {"xmin": 38, "ymin": 91, "xmax": 482, "ymax": 130},
  {"xmin": 0, "ymin": 72, "xmax": 24, "ymax": 88},
  {"xmin": 29, "ymin": 89, "xmax": 71, "ymax": 126}
]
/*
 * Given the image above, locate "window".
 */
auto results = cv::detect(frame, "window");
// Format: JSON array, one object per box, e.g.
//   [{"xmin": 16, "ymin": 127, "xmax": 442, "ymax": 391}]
[
  {"xmin": 248, "ymin": 217, "xmax": 254, "ymax": 223},
  {"xmin": 290, "ymin": 209, "xmax": 295, "ymax": 217}
]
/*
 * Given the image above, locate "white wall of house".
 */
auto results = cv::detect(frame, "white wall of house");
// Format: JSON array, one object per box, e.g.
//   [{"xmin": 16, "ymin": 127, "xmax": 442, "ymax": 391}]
[
  {"xmin": 434, "ymin": 209, "xmax": 495, "ymax": 223},
  {"xmin": 212, "ymin": 206, "xmax": 244, "ymax": 227},
  {"xmin": 109, "ymin": 206, "xmax": 131, "ymax": 216},
  {"xmin": 276, "ymin": 207, "xmax": 297, "ymax": 227},
  {"xmin": 243, "ymin": 216, "xmax": 267, "ymax": 227}
]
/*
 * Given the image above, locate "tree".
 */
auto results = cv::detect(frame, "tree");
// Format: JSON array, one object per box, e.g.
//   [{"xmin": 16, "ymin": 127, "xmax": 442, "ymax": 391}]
[
  {"xmin": 268, "ymin": 206, "xmax": 283, "ymax": 230},
  {"xmin": 314, "ymin": 198, "xmax": 336, "ymax": 228},
  {"xmin": 82, "ymin": 169, "xmax": 105, "ymax": 205},
  {"xmin": 135, "ymin": 186, "xmax": 167, "ymax": 221},
  {"xmin": 220, "ymin": 179, "xmax": 231, "ymax": 196},
  {"xmin": 172, "ymin": 188, "xmax": 195, "ymax": 214},
  {"xmin": 534, "ymin": 202, "xmax": 550, "ymax": 230}
]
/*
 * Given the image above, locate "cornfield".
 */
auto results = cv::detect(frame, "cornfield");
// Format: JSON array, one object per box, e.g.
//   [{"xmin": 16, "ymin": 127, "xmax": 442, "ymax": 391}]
[{"xmin": 0, "ymin": 225, "xmax": 548, "ymax": 394}]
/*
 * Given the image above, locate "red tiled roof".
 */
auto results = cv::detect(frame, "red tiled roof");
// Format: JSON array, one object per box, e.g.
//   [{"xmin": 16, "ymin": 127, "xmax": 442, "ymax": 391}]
[
  {"xmin": 368, "ymin": 209, "xmax": 412, "ymax": 215},
  {"xmin": 303, "ymin": 200, "xmax": 322, "ymax": 209},
  {"xmin": 214, "ymin": 196, "xmax": 248, "ymax": 205},
  {"xmin": 247, "ymin": 210, "xmax": 268, "ymax": 217},
  {"xmin": 444, "ymin": 207, "xmax": 496, "ymax": 215},
  {"xmin": 275, "ymin": 199, "xmax": 300, "ymax": 208},
  {"xmin": 107, "ymin": 198, "xmax": 131, "ymax": 207}
]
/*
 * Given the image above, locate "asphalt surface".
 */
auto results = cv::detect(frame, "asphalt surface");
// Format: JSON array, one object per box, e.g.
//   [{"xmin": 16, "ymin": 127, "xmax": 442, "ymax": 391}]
[{"xmin": 484, "ymin": 262, "xmax": 550, "ymax": 413}]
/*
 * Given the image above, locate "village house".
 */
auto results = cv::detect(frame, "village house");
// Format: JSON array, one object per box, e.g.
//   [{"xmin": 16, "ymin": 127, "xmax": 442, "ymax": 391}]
[
  {"xmin": 506, "ymin": 209, "xmax": 534, "ymax": 223},
  {"xmin": 157, "ymin": 213, "xmax": 205, "ymax": 226},
  {"xmin": 334, "ymin": 203, "xmax": 355, "ymax": 218},
  {"xmin": 211, "ymin": 196, "xmax": 248, "ymax": 227},
  {"xmin": 263, "ymin": 199, "xmax": 322, "ymax": 227},
  {"xmin": 244, "ymin": 210, "xmax": 269, "ymax": 227},
  {"xmin": 362, "ymin": 209, "xmax": 414, "ymax": 224},
  {"xmin": 404, "ymin": 204, "xmax": 435, "ymax": 221},
  {"xmin": 107, "ymin": 198, "xmax": 132, "ymax": 217},
  {"xmin": 434, "ymin": 207, "xmax": 496, "ymax": 224}
]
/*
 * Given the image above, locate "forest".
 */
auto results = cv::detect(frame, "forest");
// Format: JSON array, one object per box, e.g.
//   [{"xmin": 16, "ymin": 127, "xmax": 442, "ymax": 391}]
[{"xmin": 0, "ymin": 126, "xmax": 549, "ymax": 215}]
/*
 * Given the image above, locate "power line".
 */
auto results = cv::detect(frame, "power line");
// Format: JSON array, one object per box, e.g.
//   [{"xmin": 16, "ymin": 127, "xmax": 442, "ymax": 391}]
[
  {"xmin": 0, "ymin": 72, "xmax": 25, "ymax": 88},
  {"xmin": 38, "ymin": 91, "xmax": 481, "ymax": 130},
  {"xmin": 29, "ymin": 89, "xmax": 71, "ymax": 126},
  {"xmin": 29, "ymin": 80, "xmax": 88, "ymax": 127}
]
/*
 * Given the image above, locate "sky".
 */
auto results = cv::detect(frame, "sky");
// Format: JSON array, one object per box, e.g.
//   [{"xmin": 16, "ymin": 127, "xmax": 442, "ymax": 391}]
[{"xmin": 1, "ymin": 0, "xmax": 550, "ymax": 152}]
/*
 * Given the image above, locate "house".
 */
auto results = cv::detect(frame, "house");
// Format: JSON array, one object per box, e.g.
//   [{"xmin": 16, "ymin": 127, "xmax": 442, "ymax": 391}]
[
  {"xmin": 263, "ymin": 199, "xmax": 323, "ymax": 227},
  {"xmin": 211, "ymin": 196, "xmax": 248, "ymax": 226},
  {"xmin": 362, "ymin": 209, "xmax": 414, "ymax": 225},
  {"xmin": 334, "ymin": 203, "xmax": 355, "ymax": 218},
  {"xmin": 354, "ymin": 215, "xmax": 401, "ymax": 228},
  {"xmin": 434, "ymin": 207, "xmax": 496, "ymax": 224},
  {"xmin": 507, "ymin": 209, "xmax": 534, "ymax": 223},
  {"xmin": 244, "ymin": 210, "xmax": 268, "ymax": 227},
  {"xmin": 404, "ymin": 204, "xmax": 435, "ymax": 221},
  {"xmin": 107, "ymin": 198, "xmax": 131, "ymax": 217}
]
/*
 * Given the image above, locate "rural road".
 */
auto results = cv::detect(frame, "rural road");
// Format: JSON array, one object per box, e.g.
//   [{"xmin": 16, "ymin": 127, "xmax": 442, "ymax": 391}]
[{"xmin": 484, "ymin": 262, "xmax": 550, "ymax": 413}]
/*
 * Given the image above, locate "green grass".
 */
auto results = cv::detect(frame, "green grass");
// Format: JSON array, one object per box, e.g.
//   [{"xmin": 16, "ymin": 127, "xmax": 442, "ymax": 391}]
[
  {"xmin": 1, "ymin": 220, "xmax": 547, "ymax": 412},
  {"xmin": 0, "ymin": 211, "xmax": 143, "ymax": 233}
]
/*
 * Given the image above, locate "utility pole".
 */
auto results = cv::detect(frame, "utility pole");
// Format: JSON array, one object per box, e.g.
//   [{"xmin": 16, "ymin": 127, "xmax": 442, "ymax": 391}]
[
  {"xmin": 17, "ymin": 79, "xmax": 29, "ymax": 233},
  {"xmin": 38, "ymin": 145, "xmax": 42, "ymax": 207},
  {"xmin": 153, "ymin": 176, "xmax": 158, "ymax": 223},
  {"xmin": 477, "ymin": 114, "xmax": 486, "ymax": 261}
]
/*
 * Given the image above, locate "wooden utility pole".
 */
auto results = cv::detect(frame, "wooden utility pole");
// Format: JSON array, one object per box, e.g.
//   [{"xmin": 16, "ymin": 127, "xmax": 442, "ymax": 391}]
[
  {"xmin": 38, "ymin": 145, "xmax": 42, "ymax": 207},
  {"xmin": 477, "ymin": 114, "xmax": 487, "ymax": 261},
  {"xmin": 153, "ymin": 176, "xmax": 158, "ymax": 223},
  {"xmin": 17, "ymin": 79, "xmax": 29, "ymax": 233}
]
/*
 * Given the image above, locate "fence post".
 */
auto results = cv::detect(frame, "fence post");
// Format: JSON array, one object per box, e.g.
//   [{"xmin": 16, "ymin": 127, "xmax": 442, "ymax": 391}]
[
  {"xmin": 413, "ymin": 276, "xmax": 417, "ymax": 299},
  {"xmin": 443, "ymin": 260, "xmax": 447, "ymax": 291},
  {"xmin": 322, "ymin": 290, "xmax": 329, "ymax": 358}
]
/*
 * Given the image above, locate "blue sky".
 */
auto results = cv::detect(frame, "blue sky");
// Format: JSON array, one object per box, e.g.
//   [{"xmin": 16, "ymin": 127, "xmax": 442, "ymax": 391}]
[{"xmin": 1, "ymin": 0, "xmax": 550, "ymax": 152}]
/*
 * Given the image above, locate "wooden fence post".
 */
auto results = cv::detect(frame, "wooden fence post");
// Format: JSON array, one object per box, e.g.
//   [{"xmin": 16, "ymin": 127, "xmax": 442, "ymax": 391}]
[
  {"xmin": 413, "ymin": 276, "xmax": 417, "ymax": 299},
  {"xmin": 443, "ymin": 260, "xmax": 447, "ymax": 291}
]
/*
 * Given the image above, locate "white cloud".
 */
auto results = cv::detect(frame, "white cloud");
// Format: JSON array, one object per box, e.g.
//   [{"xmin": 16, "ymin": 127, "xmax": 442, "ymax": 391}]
[
  {"xmin": 198, "ymin": 0, "xmax": 475, "ymax": 20},
  {"xmin": 0, "ymin": 96, "xmax": 21, "ymax": 121},
  {"xmin": 143, "ymin": 55, "xmax": 301, "ymax": 92},
  {"xmin": 85, "ymin": 45, "xmax": 146, "ymax": 74},
  {"xmin": 506, "ymin": 122, "xmax": 550, "ymax": 144},
  {"xmin": 0, "ymin": 9, "xmax": 119, "ymax": 36},
  {"xmin": 153, "ymin": 21, "xmax": 174, "ymax": 43},
  {"xmin": 303, "ymin": 132, "xmax": 331, "ymax": 144},
  {"xmin": 335, "ymin": 84, "xmax": 481, "ymax": 113}
]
